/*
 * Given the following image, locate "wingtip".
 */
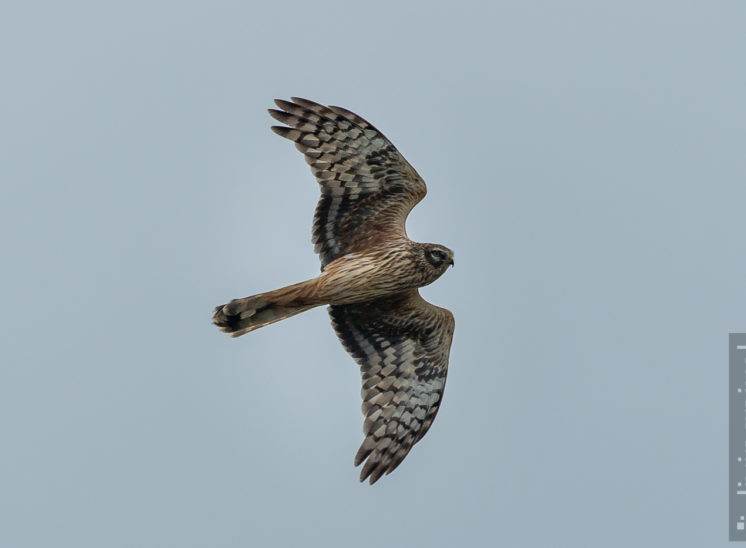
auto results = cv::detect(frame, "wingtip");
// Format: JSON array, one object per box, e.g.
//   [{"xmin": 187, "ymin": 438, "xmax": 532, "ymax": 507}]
[
  {"xmin": 270, "ymin": 125, "xmax": 301, "ymax": 140},
  {"xmin": 290, "ymin": 96, "xmax": 320, "ymax": 108},
  {"xmin": 360, "ymin": 468, "xmax": 380, "ymax": 485},
  {"xmin": 268, "ymin": 108, "xmax": 290, "ymax": 124},
  {"xmin": 273, "ymin": 98, "xmax": 295, "ymax": 111}
]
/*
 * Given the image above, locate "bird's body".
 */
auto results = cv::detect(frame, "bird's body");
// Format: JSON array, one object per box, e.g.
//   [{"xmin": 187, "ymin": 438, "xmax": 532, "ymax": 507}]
[
  {"xmin": 318, "ymin": 241, "xmax": 451, "ymax": 304},
  {"xmin": 213, "ymin": 98, "xmax": 455, "ymax": 484}
]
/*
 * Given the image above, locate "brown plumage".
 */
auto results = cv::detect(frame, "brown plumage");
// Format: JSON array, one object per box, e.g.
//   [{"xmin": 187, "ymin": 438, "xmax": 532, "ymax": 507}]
[{"xmin": 213, "ymin": 98, "xmax": 455, "ymax": 484}]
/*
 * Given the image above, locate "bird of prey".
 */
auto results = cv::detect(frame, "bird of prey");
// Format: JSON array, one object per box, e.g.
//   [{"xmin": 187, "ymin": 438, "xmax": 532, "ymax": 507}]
[{"xmin": 213, "ymin": 98, "xmax": 455, "ymax": 484}]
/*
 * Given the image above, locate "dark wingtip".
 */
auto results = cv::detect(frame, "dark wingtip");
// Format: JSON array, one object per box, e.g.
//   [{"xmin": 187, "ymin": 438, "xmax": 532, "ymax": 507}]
[
  {"xmin": 270, "ymin": 126, "xmax": 301, "ymax": 140},
  {"xmin": 290, "ymin": 97, "xmax": 320, "ymax": 108},
  {"xmin": 274, "ymin": 98, "xmax": 293, "ymax": 110}
]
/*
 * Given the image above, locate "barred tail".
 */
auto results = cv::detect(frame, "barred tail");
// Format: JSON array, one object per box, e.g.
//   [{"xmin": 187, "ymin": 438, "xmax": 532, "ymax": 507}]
[{"xmin": 213, "ymin": 279, "xmax": 321, "ymax": 337}]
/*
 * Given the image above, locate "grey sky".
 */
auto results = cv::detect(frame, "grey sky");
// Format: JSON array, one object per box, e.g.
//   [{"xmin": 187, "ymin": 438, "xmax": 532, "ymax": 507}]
[{"xmin": 1, "ymin": 1, "xmax": 744, "ymax": 546}]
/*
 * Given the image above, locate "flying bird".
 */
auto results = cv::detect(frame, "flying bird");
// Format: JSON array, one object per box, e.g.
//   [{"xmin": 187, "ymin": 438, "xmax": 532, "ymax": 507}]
[{"xmin": 213, "ymin": 98, "xmax": 455, "ymax": 484}]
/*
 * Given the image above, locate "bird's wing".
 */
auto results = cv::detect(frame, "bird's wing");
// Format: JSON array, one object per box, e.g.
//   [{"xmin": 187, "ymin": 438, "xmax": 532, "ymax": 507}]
[
  {"xmin": 328, "ymin": 290, "xmax": 454, "ymax": 484},
  {"xmin": 269, "ymin": 98, "xmax": 427, "ymax": 268}
]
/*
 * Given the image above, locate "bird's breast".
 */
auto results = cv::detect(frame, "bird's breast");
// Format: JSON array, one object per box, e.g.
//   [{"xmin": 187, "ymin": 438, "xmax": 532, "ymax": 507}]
[{"xmin": 316, "ymin": 248, "xmax": 420, "ymax": 305}]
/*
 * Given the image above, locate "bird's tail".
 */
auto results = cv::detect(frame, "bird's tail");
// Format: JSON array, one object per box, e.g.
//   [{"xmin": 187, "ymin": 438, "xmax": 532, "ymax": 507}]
[{"xmin": 213, "ymin": 279, "xmax": 321, "ymax": 337}]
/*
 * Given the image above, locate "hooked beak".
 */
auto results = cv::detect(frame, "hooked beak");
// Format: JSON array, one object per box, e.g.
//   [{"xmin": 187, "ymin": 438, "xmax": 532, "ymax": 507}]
[{"xmin": 448, "ymin": 252, "xmax": 454, "ymax": 267}]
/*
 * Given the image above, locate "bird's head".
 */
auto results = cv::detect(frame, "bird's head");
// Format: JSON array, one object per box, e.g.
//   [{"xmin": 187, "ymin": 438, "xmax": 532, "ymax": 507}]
[{"xmin": 419, "ymin": 243, "xmax": 454, "ymax": 284}]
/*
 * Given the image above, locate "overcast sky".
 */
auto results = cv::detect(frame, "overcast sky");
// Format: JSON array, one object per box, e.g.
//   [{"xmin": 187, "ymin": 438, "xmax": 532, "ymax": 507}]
[{"xmin": 2, "ymin": 1, "xmax": 744, "ymax": 547}]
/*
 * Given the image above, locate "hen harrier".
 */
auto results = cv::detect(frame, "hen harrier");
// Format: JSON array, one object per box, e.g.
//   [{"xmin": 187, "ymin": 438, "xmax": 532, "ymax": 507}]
[{"xmin": 213, "ymin": 98, "xmax": 455, "ymax": 484}]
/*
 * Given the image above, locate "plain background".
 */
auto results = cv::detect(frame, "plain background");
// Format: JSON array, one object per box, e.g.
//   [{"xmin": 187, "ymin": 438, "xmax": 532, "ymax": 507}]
[{"xmin": 2, "ymin": 1, "xmax": 744, "ymax": 546}]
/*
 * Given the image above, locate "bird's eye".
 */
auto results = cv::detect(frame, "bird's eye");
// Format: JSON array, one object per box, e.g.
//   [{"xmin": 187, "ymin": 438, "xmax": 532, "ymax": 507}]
[{"xmin": 429, "ymin": 250, "xmax": 445, "ymax": 261}]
